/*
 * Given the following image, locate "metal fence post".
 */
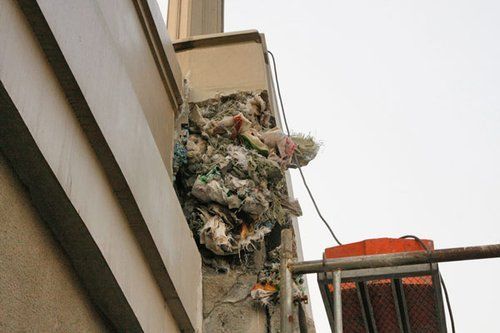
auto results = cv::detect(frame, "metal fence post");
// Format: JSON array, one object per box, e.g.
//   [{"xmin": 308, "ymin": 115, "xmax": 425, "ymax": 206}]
[
  {"xmin": 280, "ymin": 229, "xmax": 293, "ymax": 333},
  {"xmin": 333, "ymin": 269, "xmax": 343, "ymax": 333}
]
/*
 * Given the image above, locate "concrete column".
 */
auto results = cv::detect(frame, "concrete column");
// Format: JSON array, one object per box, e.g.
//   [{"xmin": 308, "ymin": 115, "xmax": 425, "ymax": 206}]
[{"xmin": 167, "ymin": 0, "xmax": 224, "ymax": 39}]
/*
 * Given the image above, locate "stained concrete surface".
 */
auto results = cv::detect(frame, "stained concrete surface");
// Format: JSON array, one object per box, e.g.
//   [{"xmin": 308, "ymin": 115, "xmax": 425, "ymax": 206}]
[
  {"xmin": 203, "ymin": 269, "xmax": 267, "ymax": 333},
  {"xmin": 0, "ymin": 152, "xmax": 109, "ymax": 332}
]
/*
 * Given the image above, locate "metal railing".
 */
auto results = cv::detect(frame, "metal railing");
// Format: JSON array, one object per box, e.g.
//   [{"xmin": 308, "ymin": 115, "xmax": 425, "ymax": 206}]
[{"xmin": 279, "ymin": 229, "xmax": 500, "ymax": 333}]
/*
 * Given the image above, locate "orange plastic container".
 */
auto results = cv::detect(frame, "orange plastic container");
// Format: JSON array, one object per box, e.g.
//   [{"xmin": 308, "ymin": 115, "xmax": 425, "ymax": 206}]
[
  {"xmin": 325, "ymin": 237, "xmax": 434, "ymax": 259},
  {"xmin": 321, "ymin": 238, "xmax": 446, "ymax": 333}
]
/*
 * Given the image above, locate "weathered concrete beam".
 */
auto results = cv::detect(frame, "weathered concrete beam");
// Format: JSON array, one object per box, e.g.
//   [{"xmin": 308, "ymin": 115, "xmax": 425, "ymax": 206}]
[{"xmin": 0, "ymin": 81, "xmax": 142, "ymax": 332}]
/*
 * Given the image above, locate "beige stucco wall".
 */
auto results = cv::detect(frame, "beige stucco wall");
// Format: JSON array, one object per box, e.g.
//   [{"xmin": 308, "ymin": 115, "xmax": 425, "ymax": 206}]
[
  {"xmin": 0, "ymin": 152, "xmax": 109, "ymax": 333},
  {"xmin": 174, "ymin": 32, "xmax": 269, "ymax": 102}
]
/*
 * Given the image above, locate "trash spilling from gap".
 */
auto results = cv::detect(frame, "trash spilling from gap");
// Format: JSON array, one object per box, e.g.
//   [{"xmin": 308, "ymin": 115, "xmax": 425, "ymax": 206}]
[
  {"xmin": 173, "ymin": 90, "xmax": 318, "ymax": 306},
  {"xmin": 251, "ymin": 245, "xmax": 308, "ymax": 306}
]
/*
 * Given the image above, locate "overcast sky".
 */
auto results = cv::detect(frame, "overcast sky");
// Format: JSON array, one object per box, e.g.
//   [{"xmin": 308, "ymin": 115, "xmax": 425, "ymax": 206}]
[{"xmin": 158, "ymin": 1, "xmax": 500, "ymax": 331}]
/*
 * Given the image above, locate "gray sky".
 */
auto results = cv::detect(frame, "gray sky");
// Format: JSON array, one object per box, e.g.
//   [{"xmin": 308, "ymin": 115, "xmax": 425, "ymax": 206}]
[{"xmin": 158, "ymin": 1, "xmax": 500, "ymax": 331}]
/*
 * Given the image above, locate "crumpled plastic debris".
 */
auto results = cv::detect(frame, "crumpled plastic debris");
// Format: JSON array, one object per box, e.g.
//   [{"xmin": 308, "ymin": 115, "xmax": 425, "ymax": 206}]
[
  {"xmin": 192, "ymin": 172, "xmax": 242, "ymax": 209},
  {"xmin": 250, "ymin": 282, "xmax": 277, "ymax": 306},
  {"xmin": 250, "ymin": 246, "xmax": 308, "ymax": 306},
  {"xmin": 280, "ymin": 197, "xmax": 303, "ymax": 217},
  {"xmin": 289, "ymin": 133, "xmax": 321, "ymax": 168},
  {"xmin": 173, "ymin": 90, "xmax": 319, "ymax": 261},
  {"xmin": 198, "ymin": 207, "xmax": 237, "ymax": 256}
]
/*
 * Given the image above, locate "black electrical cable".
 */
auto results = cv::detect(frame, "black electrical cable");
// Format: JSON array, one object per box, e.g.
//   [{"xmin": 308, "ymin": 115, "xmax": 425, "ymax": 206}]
[
  {"xmin": 400, "ymin": 235, "xmax": 456, "ymax": 333},
  {"xmin": 267, "ymin": 50, "xmax": 342, "ymax": 246},
  {"xmin": 268, "ymin": 47, "xmax": 456, "ymax": 332},
  {"xmin": 440, "ymin": 274, "xmax": 455, "ymax": 333}
]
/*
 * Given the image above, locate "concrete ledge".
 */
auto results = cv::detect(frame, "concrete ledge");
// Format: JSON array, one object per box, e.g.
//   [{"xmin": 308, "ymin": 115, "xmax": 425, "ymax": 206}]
[
  {"xmin": 173, "ymin": 30, "xmax": 262, "ymax": 51},
  {"xmin": 0, "ymin": 82, "xmax": 141, "ymax": 332},
  {"xmin": 8, "ymin": 0, "xmax": 202, "ymax": 331},
  {"xmin": 174, "ymin": 30, "xmax": 268, "ymax": 103}
]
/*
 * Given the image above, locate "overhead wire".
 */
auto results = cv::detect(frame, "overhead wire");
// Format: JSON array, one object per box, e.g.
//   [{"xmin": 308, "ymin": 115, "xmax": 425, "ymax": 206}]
[
  {"xmin": 267, "ymin": 48, "xmax": 456, "ymax": 331},
  {"xmin": 267, "ymin": 50, "xmax": 342, "ymax": 246}
]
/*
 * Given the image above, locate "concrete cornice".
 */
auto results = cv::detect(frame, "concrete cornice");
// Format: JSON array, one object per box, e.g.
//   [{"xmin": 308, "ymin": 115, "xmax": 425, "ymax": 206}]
[
  {"xmin": 7, "ymin": 0, "xmax": 201, "ymax": 331},
  {"xmin": 0, "ymin": 80, "xmax": 143, "ymax": 332},
  {"xmin": 173, "ymin": 29, "xmax": 262, "ymax": 52}
]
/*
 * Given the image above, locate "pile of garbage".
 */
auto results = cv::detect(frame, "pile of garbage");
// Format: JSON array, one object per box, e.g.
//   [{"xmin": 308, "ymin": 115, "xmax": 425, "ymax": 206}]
[
  {"xmin": 173, "ymin": 90, "xmax": 318, "ymax": 305},
  {"xmin": 174, "ymin": 91, "xmax": 318, "ymax": 254}
]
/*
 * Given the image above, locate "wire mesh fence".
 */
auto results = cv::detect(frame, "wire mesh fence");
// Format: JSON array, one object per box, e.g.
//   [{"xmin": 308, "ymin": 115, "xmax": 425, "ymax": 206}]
[
  {"xmin": 339, "ymin": 282, "xmax": 365, "ymax": 333},
  {"xmin": 403, "ymin": 276, "xmax": 441, "ymax": 333},
  {"xmin": 319, "ymin": 266, "xmax": 447, "ymax": 333},
  {"xmin": 368, "ymin": 279, "xmax": 402, "ymax": 333}
]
